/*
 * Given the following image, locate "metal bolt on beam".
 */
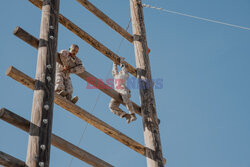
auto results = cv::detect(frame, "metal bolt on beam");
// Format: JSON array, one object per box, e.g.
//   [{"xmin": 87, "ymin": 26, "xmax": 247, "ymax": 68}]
[
  {"xmin": 39, "ymin": 162, "xmax": 44, "ymax": 167},
  {"xmin": 46, "ymin": 65, "xmax": 52, "ymax": 69},
  {"xmin": 43, "ymin": 119, "xmax": 48, "ymax": 124},
  {"xmin": 46, "ymin": 76, "xmax": 51, "ymax": 82},
  {"xmin": 40, "ymin": 145, "xmax": 46, "ymax": 151},
  {"xmin": 44, "ymin": 105, "xmax": 49, "ymax": 110}
]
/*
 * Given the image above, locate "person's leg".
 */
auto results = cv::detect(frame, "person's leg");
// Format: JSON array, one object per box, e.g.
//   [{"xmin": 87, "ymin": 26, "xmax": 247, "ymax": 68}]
[
  {"xmin": 109, "ymin": 98, "xmax": 124, "ymax": 117},
  {"xmin": 55, "ymin": 72, "xmax": 66, "ymax": 96},
  {"xmin": 121, "ymin": 91, "xmax": 137, "ymax": 122},
  {"xmin": 65, "ymin": 77, "xmax": 73, "ymax": 101},
  {"xmin": 122, "ymin": 95, "xmax": 135, "ymax": 114},
  {"xmin": 65, "ymin": 77, "xmax": 78, "ymax": 104},
  {"xmin": 109, "ymin": 98, "xmax": 132, "ymax": 123}
]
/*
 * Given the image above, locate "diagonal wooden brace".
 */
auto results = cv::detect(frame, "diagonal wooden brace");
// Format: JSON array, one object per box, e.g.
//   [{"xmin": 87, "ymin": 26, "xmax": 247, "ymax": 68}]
[
  {"xmin": 0, "ymin": 150, "xmax": 27, "ymax": 167},
  {"xmin": 5, "ymin": 66, "xmax": 149, "ymax": 157},
  {"xmin": 76, "ymin": 0, "xmax": 134, "ymax": 43},
  {"xmin": 13, "ymin": 26, "xmax": 142, "ymax": 116},
  {"xmin": 27, "ymin": 0, "xmax": 137, "ymax": 77},
  {"xmin": 0, "ymin": 108, "xmax": 113, "ymax": 167}
]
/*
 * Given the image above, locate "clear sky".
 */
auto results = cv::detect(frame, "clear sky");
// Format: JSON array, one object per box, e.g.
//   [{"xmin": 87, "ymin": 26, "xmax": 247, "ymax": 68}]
[{"xmin": 1, "ymin": 0, "xmax": 250, "ymax": 167}]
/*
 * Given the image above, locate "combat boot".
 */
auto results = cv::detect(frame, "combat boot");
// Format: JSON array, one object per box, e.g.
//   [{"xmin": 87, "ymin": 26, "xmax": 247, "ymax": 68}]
[
  {"xmin": 121, "ymin": 113, "xmax": 132, "ymax": 124},
  {"xmin": 130, "ymin": 113, "xmax": 137, "ymax": 122},
  {"xmin": 71, "ymin": 96, "xmax": 79, "ymax": 104}
]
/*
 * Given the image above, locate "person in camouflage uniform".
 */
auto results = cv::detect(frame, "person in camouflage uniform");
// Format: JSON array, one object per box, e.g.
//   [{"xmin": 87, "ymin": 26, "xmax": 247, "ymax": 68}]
[
  {"xmin": 109, "ymin": 57, "xmax": 137, "ymax": 124},
  {"xmin": 55, "ymin": 44, "xmax": 85, "ymax": 104}
]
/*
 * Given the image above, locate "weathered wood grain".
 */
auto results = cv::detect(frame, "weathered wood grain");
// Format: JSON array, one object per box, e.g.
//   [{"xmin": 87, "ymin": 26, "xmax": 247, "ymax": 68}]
[
  {"xmin": 0, "ymin": 151, "xmax": 27, "ymax": 167},
  {"xmin": 27, "ymin": 0, "xmax": 137, "ymax": 77},
  {"xmin": 0, "ymin": 108, "xmax": 113, "ymax": 167},
  {"xmin": 76, "ymin": 0, "xmax": 133, "ymax": 43},
  {"xmin": 130, "ymin": 0, "xmax": 165, "ymax": 166},
  {"xmin": 26, "ymin": 0, "xmax": 60, "ymax": 166},
  {"xmin": 5, "ymin": 66, "xmax": 149, "ymax": 157},
  {"xmin": 13, "ymin": 26, "xmax": 141, "ymax": 116},
  {"xmin": 13, "ymin": 27, "xmax": 39, "ymax": 49}
]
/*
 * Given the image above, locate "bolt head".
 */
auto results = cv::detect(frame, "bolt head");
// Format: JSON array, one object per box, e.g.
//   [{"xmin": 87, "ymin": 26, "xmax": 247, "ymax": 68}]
[
  {"xmin": 43, "ymin": 119, "xmax": 48, "ymax": 124},
  {"xmin": 44, "ymin": 105, "xmax": 49, "ymax": 110},
  {"xmin": 40, "ymin": 145, "xmax": 46, "ymax": 150},
  {"xmin": 46, "ymin": 76, "xmax": 51, "ymax": 82},
  {"xmin": 39, "ymin": 162, "xmax": 44, "ymax": 167},
  {"xmin": 46, "ymin": 64, "xmax": 52, "ymax": 69}
]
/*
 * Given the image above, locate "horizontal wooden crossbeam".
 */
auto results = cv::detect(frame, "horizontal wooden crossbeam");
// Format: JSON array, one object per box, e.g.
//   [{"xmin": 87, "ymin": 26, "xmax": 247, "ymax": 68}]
[
  {"xmin": 76, "ymin": 0, "xmax": 134, "ymax": 43},
  {"xmin": 0, "ymin": 151, "xmax": 27, "ymax": 167},
  {"xmin": 0, "ymin": 108, "xmax": 113, "ymax": 167},
  {"xmin": 27, "ymin": 0, "xmax": 137, "ymax": 77},
  {"xmin": 5, "ymin": 66, "xmax": 150, "ymax": 157},
  {"xmin": 13, "ymin": 26, "xmax": 141, "ymax": 116}
]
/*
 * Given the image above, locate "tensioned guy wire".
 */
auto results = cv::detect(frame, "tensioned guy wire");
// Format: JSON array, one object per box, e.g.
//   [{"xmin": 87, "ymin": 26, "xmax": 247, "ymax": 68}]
[{"xmin": 142, "ymin": 3, "xmax": 250, "ymax": 31}]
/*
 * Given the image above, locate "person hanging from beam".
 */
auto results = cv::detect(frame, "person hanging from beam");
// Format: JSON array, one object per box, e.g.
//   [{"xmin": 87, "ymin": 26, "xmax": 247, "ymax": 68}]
[
  {"xmin": 109, "ymin": 57, "xmax": 137, "ymax": 123},
  {"xmin": 55, "ymin": 44, "xmax": 85, "ymax": 104}
]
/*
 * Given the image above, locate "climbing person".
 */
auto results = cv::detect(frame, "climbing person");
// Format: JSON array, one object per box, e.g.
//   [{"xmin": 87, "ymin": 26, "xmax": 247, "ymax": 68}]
[
  {"xmin": 109, "ymin": 57, "xmax": 137, "ymax": 124},
  {"xmin": 55, "ymin": 44, "xmax": 85, "ymax": 104}
]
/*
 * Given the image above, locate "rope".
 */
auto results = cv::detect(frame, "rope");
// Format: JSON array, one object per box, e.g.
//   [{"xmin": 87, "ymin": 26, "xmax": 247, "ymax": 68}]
[
  {"xmin": 67, "ymin": 18, "xmax": 132, "ymax": 167},
  {"xmin": 142, "ymin": 3, "xmax": 250, "ymax": 31}
]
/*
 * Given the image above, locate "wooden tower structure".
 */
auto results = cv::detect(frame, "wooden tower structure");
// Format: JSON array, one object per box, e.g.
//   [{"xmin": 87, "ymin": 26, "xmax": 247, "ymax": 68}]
[{"xmin": 0, "ymin": 0, "xmax": 166, "ymax": 166}]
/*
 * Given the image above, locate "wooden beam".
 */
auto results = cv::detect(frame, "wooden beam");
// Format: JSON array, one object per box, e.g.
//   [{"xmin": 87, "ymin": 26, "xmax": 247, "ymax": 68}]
[
  {"xmin": 13, "ymin": 26, "xmax": 141, "ymax": 116},
  {"xmin": 0, "ymin": 108, "xmax": 113, "ymax": 167},
  {"xmin": 26, "ymin": 0, "xmax": 60, "ymax": 166},
  {"xmin": 76, "ymin": 0, "xmax": 133, "ymax": 43},
  {"xmin": 5, "ymin": 66, "xmax": 151, "ymax": 158},
  {"xmin": 13, "ymin": 27, "xmax": 39, "ymax": 49},
  {"xmin": 27, "ymin": 0, "xmax": 137, "ymax": 77},
  {"xmin": 0, "ymin": 151, "xmax": 27, "ymax": 167},
  {"xmin": 130, "ymin": 1, "xmax": 165, "ymax": 166}
]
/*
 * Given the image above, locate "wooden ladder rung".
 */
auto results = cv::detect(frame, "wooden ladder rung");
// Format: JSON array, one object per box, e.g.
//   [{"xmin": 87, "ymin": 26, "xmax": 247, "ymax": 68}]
[
  {"xmin": 13, "ymin": 26, "xmax": 142, "ymax": 116},
  {"xmin": 0, "ymin": 150, "xmax": 27, "ymax": 167},
  {"xmin": 5, "ymin": 66, "xmax": 156, "ymax": 158},
  {"xmin": 27, "ymin": 0, "xmax": 137, "ymax": 77},
  {"xmin": 0, "ymin": 108, "xmax": 114, "ymax": 167},
  {"xmin": 76, "ymin": 0, "xmax": 134, "ymax": 43}
]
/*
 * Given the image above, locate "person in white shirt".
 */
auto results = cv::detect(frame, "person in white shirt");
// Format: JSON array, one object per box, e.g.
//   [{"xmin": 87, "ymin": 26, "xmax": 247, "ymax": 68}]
[{"xmin": 109, "ymin": 57, "xmax": 137, "ymax": 123}]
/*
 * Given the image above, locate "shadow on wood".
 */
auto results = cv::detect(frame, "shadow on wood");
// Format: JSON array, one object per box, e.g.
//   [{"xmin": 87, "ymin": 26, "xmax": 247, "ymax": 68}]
[
  {"xmin": 0, "ymin": 108, "xmax": 113, "ymax": 167},
  {"xmin": 5, "ymin": 66, "xmax": 149, "ymax": 157},
  {"xmin": 13, "ymin": 26, "xmax": 142, "ymax": 116},
  {"xmin": 0, "ymin": 151, "xmax": 27, "ymax": 167}
]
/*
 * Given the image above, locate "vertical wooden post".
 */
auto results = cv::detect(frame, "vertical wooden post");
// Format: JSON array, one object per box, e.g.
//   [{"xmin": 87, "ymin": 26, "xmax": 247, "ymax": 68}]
[
  {"xmin": 26, "ymin": 0, "xmax": 60, "ymax": 167},
  {"xmin": 130, "ymin": 0, "xmax": 165, "ymax": 166}
]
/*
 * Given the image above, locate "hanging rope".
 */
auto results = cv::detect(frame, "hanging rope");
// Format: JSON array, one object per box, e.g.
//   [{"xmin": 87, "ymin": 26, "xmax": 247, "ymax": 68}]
[
  {"xmin": 67, "ymin": 18, "xmax": 132, "ymax": 167},
  {"xmin": 142, "ymin": 3, "xmax": 250, "ymax": 31}
]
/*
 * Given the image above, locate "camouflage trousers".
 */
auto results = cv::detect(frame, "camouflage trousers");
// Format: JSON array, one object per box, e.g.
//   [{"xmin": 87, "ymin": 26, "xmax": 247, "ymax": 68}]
[
  {"xmin": 55, "ymin": 72, "xmax": 73, "ymax": 100},
  {"xmin": 109, "ymin": 89, "xmax": 135, "ymax": 117}
]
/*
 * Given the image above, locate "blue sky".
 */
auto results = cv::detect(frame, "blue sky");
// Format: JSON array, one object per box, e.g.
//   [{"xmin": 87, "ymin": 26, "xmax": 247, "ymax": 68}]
[{"xmin": 1, "ymin": 0, "xmax": 250, "ymax": 166}]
